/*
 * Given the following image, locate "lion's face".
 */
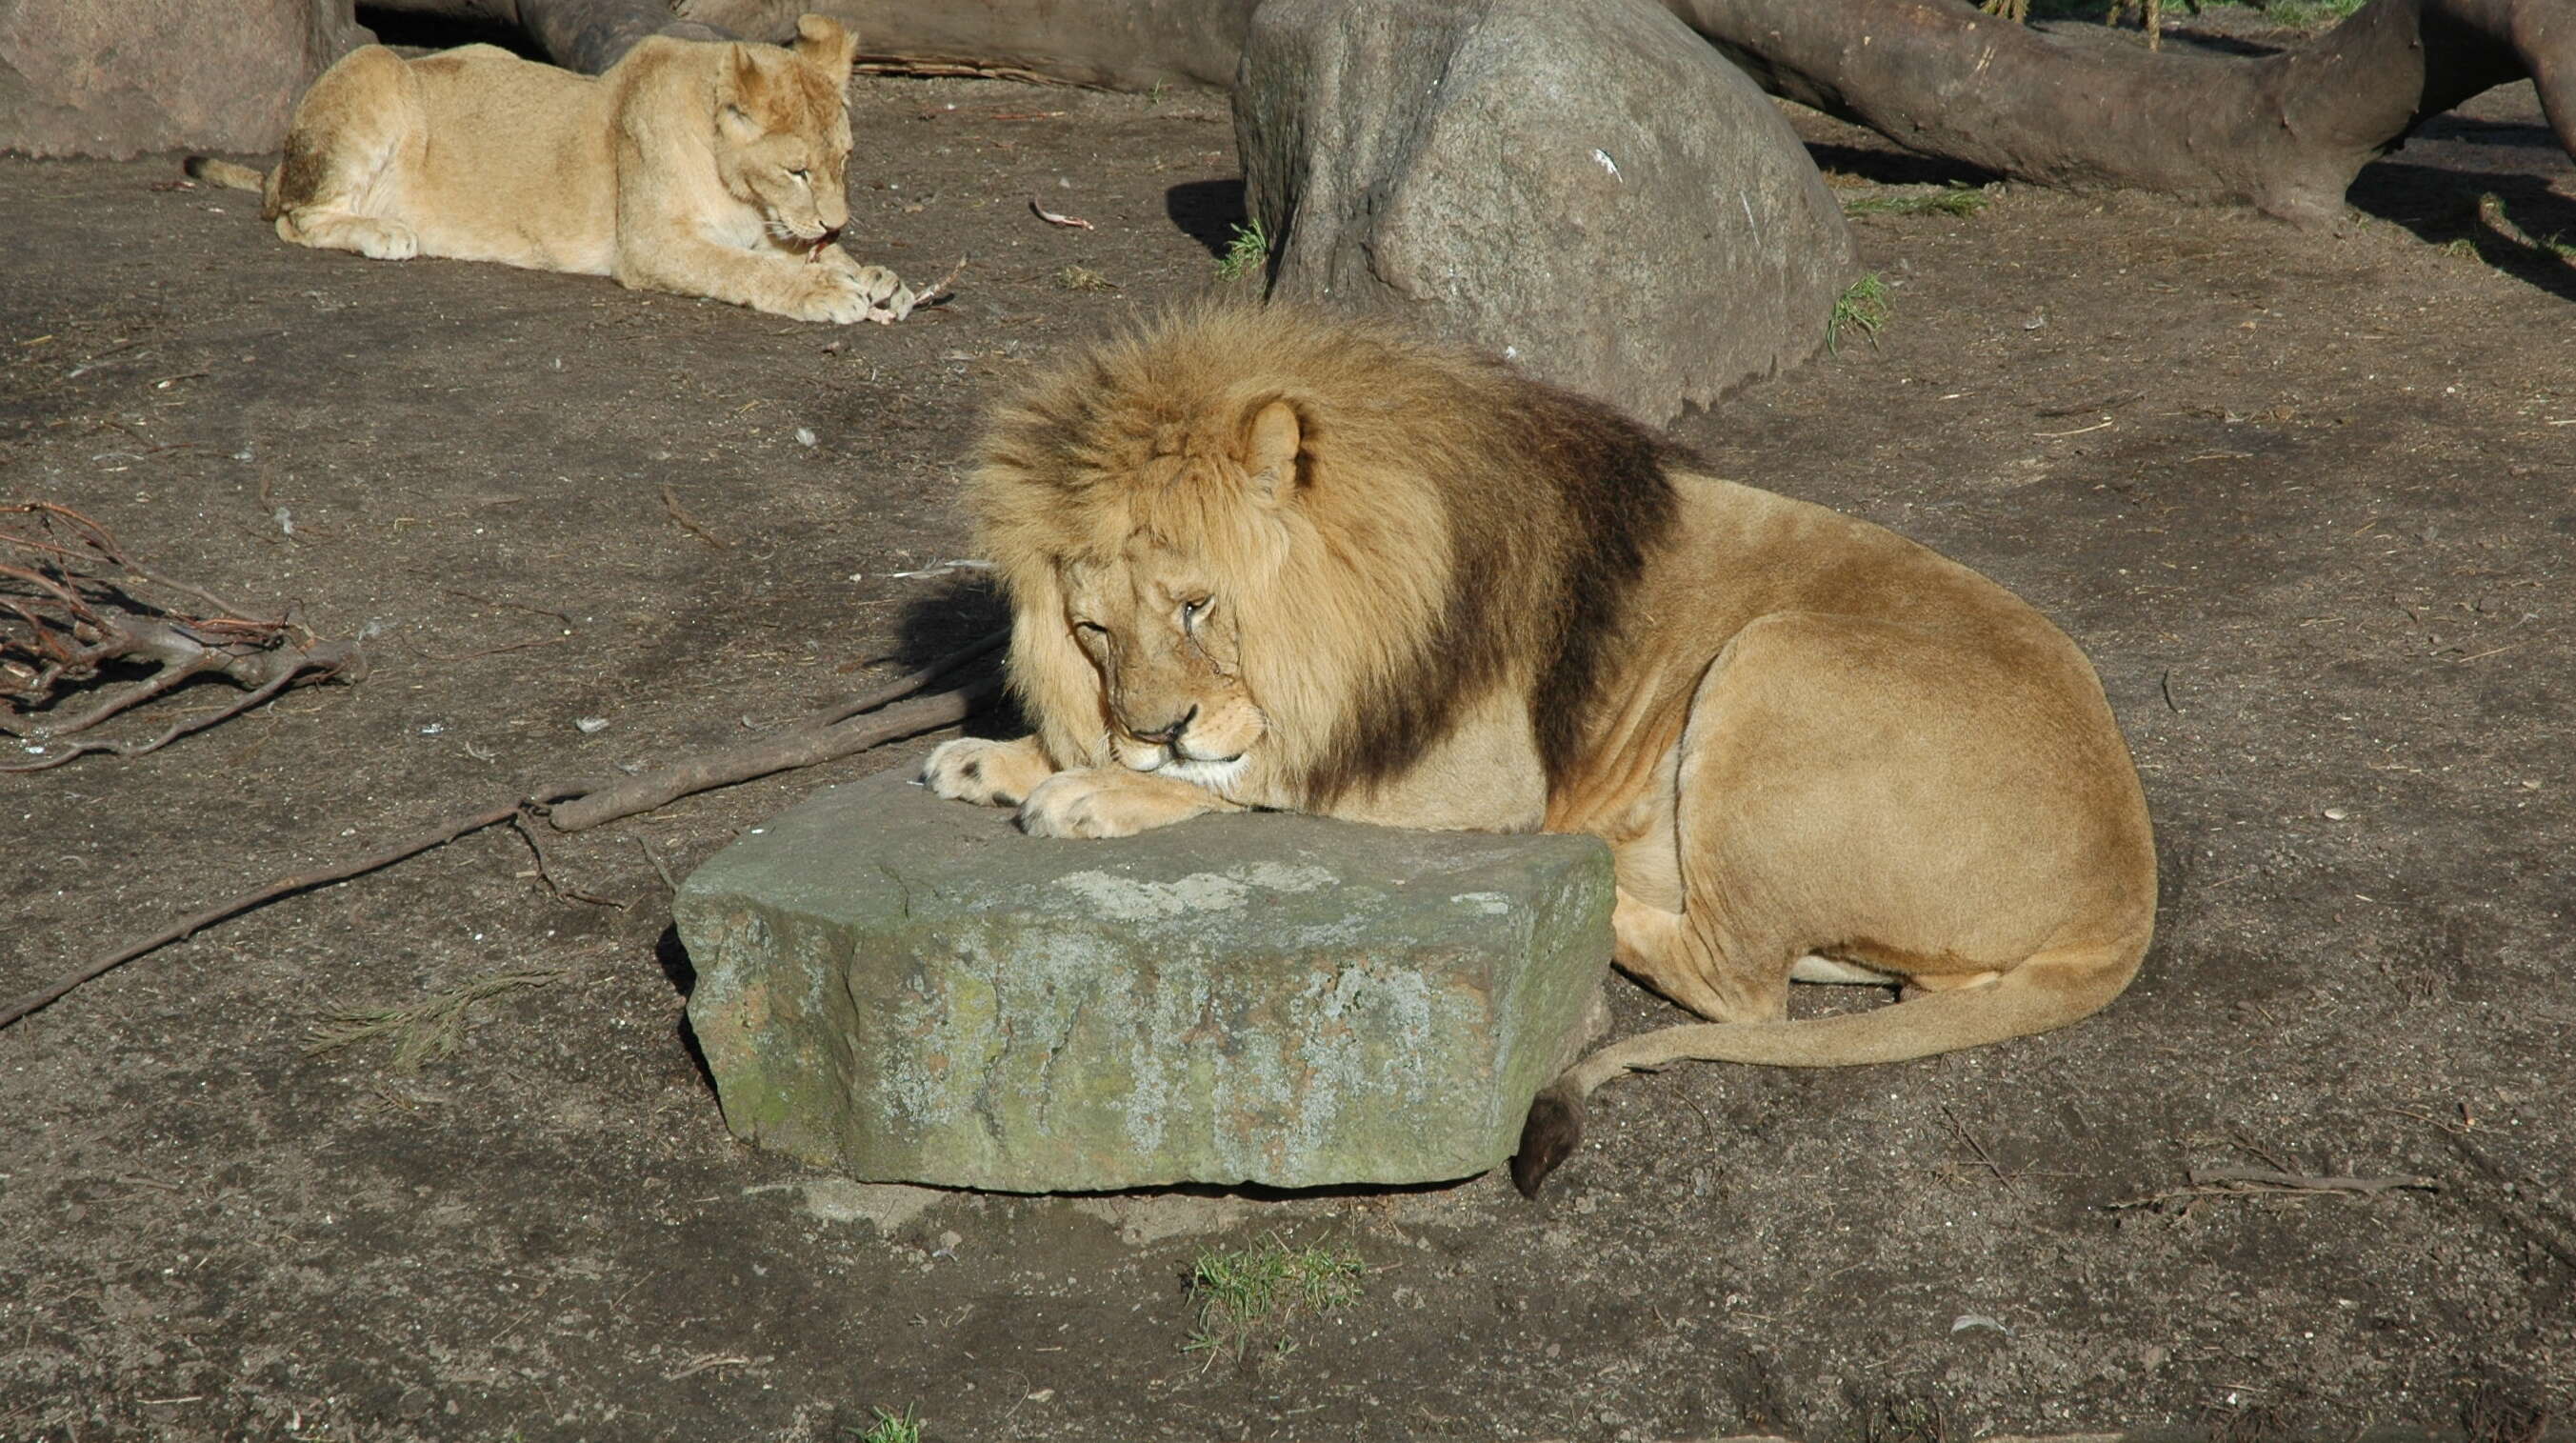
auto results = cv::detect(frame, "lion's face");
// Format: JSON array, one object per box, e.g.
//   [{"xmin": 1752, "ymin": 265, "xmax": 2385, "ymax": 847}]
[
  {"xmin": 714, "ymin": 44, "xmax": 854, "ymax": 249},
  {"xmin": 1059, "ymin": 543, "xmax": 1267, "ymax": 789}
]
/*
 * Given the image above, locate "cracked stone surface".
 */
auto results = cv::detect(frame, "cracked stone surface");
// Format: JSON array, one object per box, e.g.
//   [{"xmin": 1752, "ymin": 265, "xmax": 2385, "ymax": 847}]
[{"xmin": 674, "ymin": 766, "xmax": 1613, "ymax": 1191}]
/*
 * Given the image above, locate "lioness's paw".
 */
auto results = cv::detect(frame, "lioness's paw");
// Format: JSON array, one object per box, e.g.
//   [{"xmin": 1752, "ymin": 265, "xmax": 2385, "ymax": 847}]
[
  {"xmin": 818, "ymin": 251, "xmax": 919, "ymax": 323},
  {"xmin": 776, "ymin": 268, "xmax": 879, "ymax": 325},
  {"xmin": 355, "ymin": 221, "xmax": 420, "ymax": 261},
  {"xmin": 1018, "ymin": 770, "xmax": 1213, "ymax": 839},
  {"xmin": 850, "ymin": 264, "xmax": 918, "ymax": 324},
  {"xmin": 920, "ymin": 735, "xmax": 1052, "ymax": 808}
]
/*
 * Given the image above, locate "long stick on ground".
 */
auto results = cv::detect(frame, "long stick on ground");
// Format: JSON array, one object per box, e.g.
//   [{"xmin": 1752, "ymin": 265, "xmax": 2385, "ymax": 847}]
[
  {"xmin": 1, "ymin": 797, "xmax": 540, "ymax": 1029},
  {"xmin": 1, "ymin": 636, "xmax": 1007, "ymax": 1031}
]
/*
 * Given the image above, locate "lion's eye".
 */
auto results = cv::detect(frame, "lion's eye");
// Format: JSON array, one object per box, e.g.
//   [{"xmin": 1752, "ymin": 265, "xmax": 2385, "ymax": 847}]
[
  {"xmin": 1073, "ymin": 620, "xmax": 1108, "ymax": 637},
  {"xmin": 788, "ymin": 168, "xmax": 811, "ymax": 183},
  {"xmin": 1180, "ymin": 596, "xmax": 1211, "ymax": 624}
]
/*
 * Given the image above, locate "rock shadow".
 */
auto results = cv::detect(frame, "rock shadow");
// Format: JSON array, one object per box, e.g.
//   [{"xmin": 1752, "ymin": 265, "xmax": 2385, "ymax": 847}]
[{"xmin": 1167, "ymin": 178, "xmax": 1249, "ymax": 259}]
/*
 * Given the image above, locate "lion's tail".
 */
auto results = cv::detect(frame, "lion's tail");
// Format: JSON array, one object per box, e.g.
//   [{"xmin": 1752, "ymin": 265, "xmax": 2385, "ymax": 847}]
[
  {"xmin": 1509, "ymin": 932, "xmax": 2147, "ymax": 1197},
  {"xmin": 183, "ymin": 156, "xmax": 269, "ymax": 193}
]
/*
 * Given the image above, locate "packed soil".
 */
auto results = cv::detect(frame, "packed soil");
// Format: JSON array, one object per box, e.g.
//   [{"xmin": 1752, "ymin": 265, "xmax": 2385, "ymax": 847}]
[{"xmin": 4, "ymin": 12, "xmax": 2572, "ymax": 1441}]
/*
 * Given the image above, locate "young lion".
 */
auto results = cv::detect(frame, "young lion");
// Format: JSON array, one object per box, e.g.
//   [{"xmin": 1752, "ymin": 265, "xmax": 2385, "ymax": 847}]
[
  {"xmin": 926, "ymin": 305, "xmax": 2159, "ymax": 1196},
  {"xmin": 186, "ymin": 15, "xmax": 917, "ymax": 324}
]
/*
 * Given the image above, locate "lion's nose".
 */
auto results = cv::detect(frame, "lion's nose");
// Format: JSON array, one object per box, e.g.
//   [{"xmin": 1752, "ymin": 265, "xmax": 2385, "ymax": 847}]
[{"xmin": 1130, "ymin": 706, "xmax": 1197, "ymax": 746}]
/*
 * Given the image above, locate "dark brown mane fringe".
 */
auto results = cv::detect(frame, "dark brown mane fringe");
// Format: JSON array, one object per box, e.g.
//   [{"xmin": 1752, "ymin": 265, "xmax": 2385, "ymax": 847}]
[{"xmin": 1302, "ymin": 364, "xmax": 1683, "ymax": 807}]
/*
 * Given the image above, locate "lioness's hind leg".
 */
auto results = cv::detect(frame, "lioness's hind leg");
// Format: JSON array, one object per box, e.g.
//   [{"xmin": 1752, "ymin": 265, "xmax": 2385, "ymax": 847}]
[
  {"xmin": 922, "ymin": 734, "xmax": 1057, "ymax": 808},
  {"xmin": 278, "ymin": 211, "xmax": 420, "ymax": 260},
  {"xmin": 268, "ymin": 46, "xmax": 425, "ymax": 260}
]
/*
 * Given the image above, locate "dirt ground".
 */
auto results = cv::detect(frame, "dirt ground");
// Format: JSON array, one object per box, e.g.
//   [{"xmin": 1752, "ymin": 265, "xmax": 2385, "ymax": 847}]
[{"xmin": 4, "ymin": 11, "xmax": 2574, "ymax": 1441}]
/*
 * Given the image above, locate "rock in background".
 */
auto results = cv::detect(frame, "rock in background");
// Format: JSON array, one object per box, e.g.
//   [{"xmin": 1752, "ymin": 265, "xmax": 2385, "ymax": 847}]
[
  {"xmin": 1235, "ymin": 0, "xmax": 1860, "ymax": 423},
  {"xmin": 0, "ymin": 0, "xmax": 369, "ymax": 159},
  {"xmin": 675, "ymin": 768, "xmax": 1613, "ymax": 1192}
]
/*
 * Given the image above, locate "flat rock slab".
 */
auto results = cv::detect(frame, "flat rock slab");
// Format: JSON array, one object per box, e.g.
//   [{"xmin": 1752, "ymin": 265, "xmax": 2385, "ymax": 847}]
[{"xmin": 675, "ymin": 767, "xmax": 1612, "ymax": 1192}]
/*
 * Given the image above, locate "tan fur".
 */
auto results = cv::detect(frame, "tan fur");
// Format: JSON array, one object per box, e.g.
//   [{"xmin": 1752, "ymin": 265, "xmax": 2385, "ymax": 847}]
[
  {"xmin": 925, "ymin": 305, "xmax": 2158, "ymax": 1194},
  {"xmin": 185, "ymin": 16, "xmax": 915, "ymax": 324}
]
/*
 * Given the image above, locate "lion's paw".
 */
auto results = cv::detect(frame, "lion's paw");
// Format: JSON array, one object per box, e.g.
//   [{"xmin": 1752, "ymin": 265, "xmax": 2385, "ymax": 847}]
[
  {"xmin": 354, "ymin": 220, "xmax": 420, "ymax": 261},
  {"xmin": 920, "ymin": 735, "xmax": 1052, "ymax": 808},
  {"xmin": 849, "ymin": 264, "xmax": 918, "ymax": 324},
  {"xmin": 1018, "ymin": 770, "xmax": 1215, "ymax": 839},
  {"xmin": 817, "ymin": 251, "xmax": 918, "ymax": 323},
  {"xmin": 780, "ymin": 267, "xmax": 883, "ymax": 325}
]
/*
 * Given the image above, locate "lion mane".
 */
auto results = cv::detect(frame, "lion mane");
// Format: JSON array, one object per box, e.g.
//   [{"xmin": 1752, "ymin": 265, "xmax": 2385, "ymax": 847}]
[
  {"xmin": 971, "ymin": 303, "xmax": 1681, "ymax": 814},
  {"xmin": 929, "ymin": 304, "xmax": 2157, "ymax": 1197}
]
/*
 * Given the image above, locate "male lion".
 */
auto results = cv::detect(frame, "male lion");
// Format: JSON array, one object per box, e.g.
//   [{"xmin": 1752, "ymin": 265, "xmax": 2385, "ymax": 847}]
[
  {"xmin": 185, "ymin": 15, "xmax": 917, "ymax": 325},
  {"xmin": 925, "ymin": 306, "xmax": 2157, "ymax": 1196}
]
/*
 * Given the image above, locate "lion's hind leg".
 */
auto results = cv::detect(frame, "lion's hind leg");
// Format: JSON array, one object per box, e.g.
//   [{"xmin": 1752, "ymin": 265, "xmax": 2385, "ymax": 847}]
[
  {"xmin": 1516, "ymin": 611, "xmax": 2152, "ymax": 1196},
  {"xmin": 268, "ymin": 46, "xmax": 426, "ymax": 261}
]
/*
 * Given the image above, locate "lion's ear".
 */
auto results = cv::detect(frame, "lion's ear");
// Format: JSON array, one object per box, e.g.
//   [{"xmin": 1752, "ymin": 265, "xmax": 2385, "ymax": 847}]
[
  {"xmin": 790, "ymin": 13, "xmax": 858, "ymax": 85},
  {"xmin": 1242, "ymin": 397, "xmax": 1306, "ymax": 502},
  {"xmin": 718, "ymin": 47, "xmax": 767, "ymax": 131}
]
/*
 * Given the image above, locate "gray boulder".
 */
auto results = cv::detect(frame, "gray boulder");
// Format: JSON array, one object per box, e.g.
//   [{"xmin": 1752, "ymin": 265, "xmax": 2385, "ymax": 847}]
[
  {"xmin": 675, "ymin": 766, "xmax": 1612, "ymax": 1192},
  {"xmin": 1235, "ymin": 0, "xmax": 1859, "ymax": 423},
  {"xmin": 0, "ymin": 0, "xmax": 369, "ymax": 159}
]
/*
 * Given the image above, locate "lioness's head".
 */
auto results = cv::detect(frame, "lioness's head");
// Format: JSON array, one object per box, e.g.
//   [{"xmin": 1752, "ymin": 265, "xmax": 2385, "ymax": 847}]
[{"xmin": 714, "ymin": 14, "xmax": 858, "ymax": 250}]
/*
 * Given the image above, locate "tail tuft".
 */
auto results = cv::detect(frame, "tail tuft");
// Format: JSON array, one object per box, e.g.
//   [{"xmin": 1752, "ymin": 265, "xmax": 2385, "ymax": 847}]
[
  {"xmin": 1510, "ymin": 1085, "xmax": 1586, "ymax": 1198},
  {"xmin": 182, "ymin": 155, "xmax": 265, "ymax": 191}
]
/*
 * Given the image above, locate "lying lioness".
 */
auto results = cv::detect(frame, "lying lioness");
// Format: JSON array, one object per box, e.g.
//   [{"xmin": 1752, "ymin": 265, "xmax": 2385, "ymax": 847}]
[
  {"xmin": 187, "ymin": 15, "xmax": 917, "ymax": 324},
  {"xmin": 926, "ymin": 305, "xmax": 2158, "ymax": 1195}
]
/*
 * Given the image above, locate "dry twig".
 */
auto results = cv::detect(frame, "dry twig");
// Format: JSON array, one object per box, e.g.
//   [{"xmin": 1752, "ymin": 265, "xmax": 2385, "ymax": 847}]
[
  {"xmin": 2106, "ymin": 1163, "xmax": 2442, "ymax": 1212},
  {"xmin": 1, "ymin": 501, "xmax": 364, "ymax": 769},
  {"xmin": 304, "ymin": 967, "xmax": 570, "ymax": 1071}
]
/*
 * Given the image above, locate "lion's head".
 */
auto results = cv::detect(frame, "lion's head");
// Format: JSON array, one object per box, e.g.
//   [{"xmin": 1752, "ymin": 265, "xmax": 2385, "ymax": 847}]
[
  {"xmin": 969, "ymin": 305, "xmax": 1683, "ymax": 812},
  {"xmin": 713, "ymin": 14, "xmax": 858, "ymax": 251}
]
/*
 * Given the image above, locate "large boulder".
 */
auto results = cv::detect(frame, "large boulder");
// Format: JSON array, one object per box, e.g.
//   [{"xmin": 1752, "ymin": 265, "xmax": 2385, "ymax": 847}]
[
  {"xmin": 1235, "ymin": 0, "xmax": 1859, "ymax": 424},
  {"xmin": 0, "ymin": 0, "xmax": 369, "ymax": 159},
  {"xmin": 674, "ymin": 766, "xmax": 1613, "ymax": 1192}
]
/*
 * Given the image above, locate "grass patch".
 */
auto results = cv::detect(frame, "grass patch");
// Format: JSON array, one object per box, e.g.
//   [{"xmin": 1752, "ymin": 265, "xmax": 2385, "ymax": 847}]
[
  {"xmin": 1183, "ymin": 1233, "xmax": 1365, "ymax": 1363},
  {"xmin": 1215, "ymin": 218, "xmax": 1271, "ymax": 281},
  {"xmin": 2263, "ymin": 0, "xmax": 2368, "ymax": 28},
  {"xmin": 1843, "ymin": 183, "xmax": 1990, "ymax": 219},
  {"xmin": 1052, "ymin": 264, "xmax": 1117, "ymax": 291},
  {"xmin": 303, "ymin": 967, "xmax": 567, "ymax": 1072},
  {"xmin": 849, "ymin": 1405, "xmax": 922, "ymax": 1443},
  {"xmin": 2474, "ymin": 192, "xmax": 2576, "ymax": 262},
  {"xmin": 1827, "ymin": 273, "xmax": 1892, "ymax": 355}
]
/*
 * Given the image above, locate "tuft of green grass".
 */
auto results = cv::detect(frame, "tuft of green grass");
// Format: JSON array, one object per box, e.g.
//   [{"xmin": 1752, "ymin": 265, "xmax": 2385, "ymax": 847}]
[
  {"xmin": 303, "ymin": 968, "xmax": 566, "ymax": 1072},
  {"xmin": 850, "ymin": 1404, "xmax": 922, "ymax": 1443},
  {"xmin": 2472, "ymin": 192, "xmax": 2576, "ymax": 263},
  {"xmin": 1827, "ymin": 273, "xmax": 1892, "ymax": 355},
  {"xmin": 1215, "ymin": 218, "xmax": 1271, "ymax": 281},
  {"xmin": 2263, "ymin": 0, "xmax": 2368, "ymax": 29},
  {"xmin": 1182, "ymin": 1233, "xmax": 1365, "ymax": 1362},
  {"xmin": 1843, "ymin": 183, "xmax": 1991, "ymax": 219},
  {"xmin": 1052, "ymin": 264, "xmax": 1118, "ymax": 291}
]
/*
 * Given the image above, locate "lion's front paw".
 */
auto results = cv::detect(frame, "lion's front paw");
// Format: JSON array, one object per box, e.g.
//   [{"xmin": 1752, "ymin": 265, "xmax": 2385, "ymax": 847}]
[
  {"xmin": 1017, "ymin": 769, "xmax": 1222, "ymax": 839},
  {"xmin": 849, "ymin": 264, "xmax": 918, "ymax": 323},
  {"xmin": 921, "ymin": 735, "xmax": 1055, "ymax": 808},
  {"xmin": 778, "ymin": 266, "xmax": 883, "ymax": 325},
  {"xmin": 818, "ymin": 251, "xmax": 919, "ymax": 323}
]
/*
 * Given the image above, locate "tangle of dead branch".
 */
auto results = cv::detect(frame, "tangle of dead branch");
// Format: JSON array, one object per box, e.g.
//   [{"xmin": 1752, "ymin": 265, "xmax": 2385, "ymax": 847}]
[{"xmin": 0, "ymin": 501, "xmax": 365, "ymax": 770}]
